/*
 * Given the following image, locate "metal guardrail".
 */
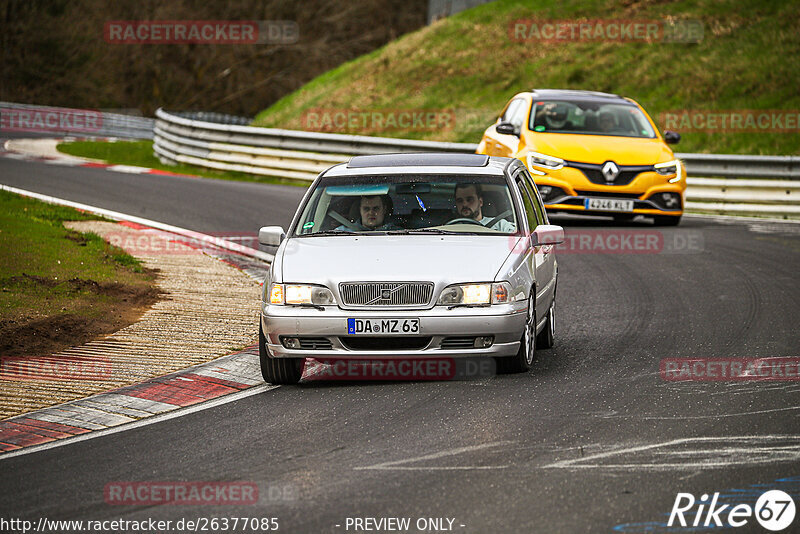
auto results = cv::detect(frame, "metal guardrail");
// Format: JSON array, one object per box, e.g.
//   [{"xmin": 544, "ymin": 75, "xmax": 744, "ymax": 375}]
[
  {"xmin": 676, "ymin": 153, "xmax": 800, "ymax": 179},
  {"xmin": 152, "ymin": 108, "xmax": 799, "ymax": 218},
  {"xmin": 1, "ymin": 102, "xmax": 154, "ymax": 139}
]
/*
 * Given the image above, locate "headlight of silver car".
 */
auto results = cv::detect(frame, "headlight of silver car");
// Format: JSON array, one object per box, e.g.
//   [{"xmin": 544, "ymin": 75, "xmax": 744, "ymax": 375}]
[
  {"xmin": 437, "ymin": 282, "xmax": 513, "ymax": 306},
  {"xmin": 269, "ymin": 283, "xmax": 336, "ymax": 305}
]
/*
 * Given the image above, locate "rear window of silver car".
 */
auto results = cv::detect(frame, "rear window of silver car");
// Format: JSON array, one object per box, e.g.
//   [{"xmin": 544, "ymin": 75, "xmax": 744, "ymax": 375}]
[{"xmin": 293, "ymin": 174, "xmax": 519, "ymax": 236}]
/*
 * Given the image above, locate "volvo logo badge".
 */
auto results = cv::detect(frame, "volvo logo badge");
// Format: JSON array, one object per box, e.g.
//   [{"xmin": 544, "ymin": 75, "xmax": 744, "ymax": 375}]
[
  {"xmin": 602, "ymin": 161, "xmax": 619, "ymax": 183},
  {"xmin": 366, "ymin": 284, "xmax": 407, "ymax": 305}
]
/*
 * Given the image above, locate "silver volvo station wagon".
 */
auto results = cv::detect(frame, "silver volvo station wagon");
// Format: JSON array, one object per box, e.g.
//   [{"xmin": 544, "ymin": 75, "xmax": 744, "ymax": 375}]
[{"xmin": 257, "ymin": 153, "xmax": 565, "ymax": 384}]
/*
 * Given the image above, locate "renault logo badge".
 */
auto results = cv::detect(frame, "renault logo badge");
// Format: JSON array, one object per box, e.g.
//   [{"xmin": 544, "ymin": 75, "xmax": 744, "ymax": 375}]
[{"xmin": 602, "ymin": 161, "xmax": 619, "ymax": 183}]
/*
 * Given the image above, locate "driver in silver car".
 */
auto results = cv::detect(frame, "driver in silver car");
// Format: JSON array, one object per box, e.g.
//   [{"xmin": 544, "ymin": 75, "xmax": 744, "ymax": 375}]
[{"xmin": 454, "ymin": 183, "xmax": 516, "ymax": 232}]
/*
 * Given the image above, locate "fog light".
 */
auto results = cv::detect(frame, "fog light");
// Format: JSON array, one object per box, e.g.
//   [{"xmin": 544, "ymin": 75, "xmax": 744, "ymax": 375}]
[
  {"xmin": 282, "ymin": 337, "xmax": 300, "ymax": 349},
  {"xmin": 474, "ymin": 336, "xmax": 494, "ymax": 348},
  {"xmin": 537, "ymin": 185, "xmax": 566, "ymax": 203},
  {"xmin": 662, "ymin": 193, "xmax": 680, "ymax": 208}
]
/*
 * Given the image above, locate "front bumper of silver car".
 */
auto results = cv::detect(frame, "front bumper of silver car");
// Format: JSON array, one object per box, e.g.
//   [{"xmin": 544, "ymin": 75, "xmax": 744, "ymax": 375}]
[{"xmin": 261, "ymin": 302, "xmax": 527, "ymax": 359}]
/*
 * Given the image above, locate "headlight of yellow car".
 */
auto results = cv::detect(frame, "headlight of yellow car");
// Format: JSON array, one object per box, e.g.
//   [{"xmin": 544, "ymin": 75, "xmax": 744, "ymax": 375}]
[
  {"xmin": 438, "ymin": 282, "xmax": 513, "ymax": 306},
  {"xmin": 654, "ymin": 159, "xmax": 682, "ymax": 182},
  {"xmin": 527, "ymin": 151, "xmax": 565, "ymax": 171},
  {"xmin": 269, "ymin": 284, "xmax": 336, "ymax": 305}
]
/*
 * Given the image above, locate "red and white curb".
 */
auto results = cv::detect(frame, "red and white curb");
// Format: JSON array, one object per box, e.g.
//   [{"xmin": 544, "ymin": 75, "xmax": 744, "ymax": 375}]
[
  {"xmin": 0, "ymin": 185, "xmax": 277, "ymax": 459},
  {"xmin": 0, "ymin": 347, "xmax": 269, "ymax": 455},
  {"xmin": 1, "ymin": 137, "xmax": 186, "ymax": 177}
]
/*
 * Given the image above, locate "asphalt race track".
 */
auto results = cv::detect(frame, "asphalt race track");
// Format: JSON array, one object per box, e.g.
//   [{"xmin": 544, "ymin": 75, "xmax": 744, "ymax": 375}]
[{"xmin": 2, "ymin": 152, "xmax": 799, "ymax": 533}]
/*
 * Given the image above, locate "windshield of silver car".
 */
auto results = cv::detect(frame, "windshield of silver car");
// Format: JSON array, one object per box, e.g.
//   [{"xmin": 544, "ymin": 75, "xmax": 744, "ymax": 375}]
[
  {"xmin": 293, "ymin": 175, "xmax": 519, "ymax": 236},
  {"xmin": 530, "ymin": 100, "xmax": 656, "ymax": 138}
]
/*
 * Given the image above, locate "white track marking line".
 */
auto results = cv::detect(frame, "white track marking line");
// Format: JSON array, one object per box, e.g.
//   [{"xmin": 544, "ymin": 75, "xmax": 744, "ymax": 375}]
[
  {"xmin": 0, "ymin": 184, "xmax": 273, "ymax": 262},
  {"xmin": 106, "ymin": 164, "xmax": 151, "ymax": 174},
  {"xmin": 355, "ymin": 441, "xmax": 515, "ymax": 471},
  {"xmin": 541, "ymin": 435, "xmax": 800, "ymax": 470},
  {"xmin": 635, "ymin": 406, "xmax": 800, "ymax": 419},
  {"xmin": 0, "ymin": 384, "xmax": 278, "ymax": 461},
  {"xmin": 551, "ymin": 405, "xmax": 800, "ymax": 420},
  {"xmin": 43, "ymin": 159, "xmax": 85, "ymax": 166},
  {"xmin": 2, "ymin": 153, "xmax": 33, "ymax": 160}
]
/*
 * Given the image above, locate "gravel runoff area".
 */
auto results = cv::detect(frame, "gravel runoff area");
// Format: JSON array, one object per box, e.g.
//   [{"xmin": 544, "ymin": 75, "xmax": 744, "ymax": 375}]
[{"xmin": 0, "ymin": 221, "xmax": 261, "ymax": 420}]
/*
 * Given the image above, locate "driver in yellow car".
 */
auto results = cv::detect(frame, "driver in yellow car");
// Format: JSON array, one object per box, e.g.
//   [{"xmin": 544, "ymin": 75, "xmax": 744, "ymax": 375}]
[
  {"xmin": 598, "ymin": 111, "xmax": 620, "ymax": 134},
  {"xmin": 454, "ymin": 183, "xmax": 516, "ymax": 232}
]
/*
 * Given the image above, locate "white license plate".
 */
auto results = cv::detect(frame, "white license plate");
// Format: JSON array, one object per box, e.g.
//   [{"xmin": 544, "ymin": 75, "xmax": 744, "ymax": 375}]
[
  {"xmin": 585, "ymin": 198, "xmax": 634, "ymax": 212},
  {"xmin": 347, "ymin": 318, "xmax": 420, "ymax": 335}
]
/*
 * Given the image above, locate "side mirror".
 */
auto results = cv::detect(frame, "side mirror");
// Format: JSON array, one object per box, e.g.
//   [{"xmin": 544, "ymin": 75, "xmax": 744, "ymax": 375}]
[
  {"xmin": 663, "ymin": 130, "xmax": 681, "ymax": 144},
  {"xmin": 495, "ymin": 122, "xmax": 518, "ymax": 136},
  {"xmin": 258, "ymin": 226, "xmax": 286, "ymax": 246},
  {"xmin": 531, "ymin": 224, "xmax": 565, "ymax": 246}
]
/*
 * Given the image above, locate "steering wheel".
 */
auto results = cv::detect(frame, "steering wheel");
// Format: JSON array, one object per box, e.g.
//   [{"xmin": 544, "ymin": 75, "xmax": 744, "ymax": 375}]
[
  {"xmin": 443, "ymin": 217, "xmax": 487, "ymax": 227},
  {"xmin": 484, "ymin": 210, "xmax": 513, "ymax": 229}
]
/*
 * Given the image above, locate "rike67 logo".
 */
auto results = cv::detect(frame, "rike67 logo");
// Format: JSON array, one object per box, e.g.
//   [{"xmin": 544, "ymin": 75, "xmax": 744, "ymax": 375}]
[{"xmin": 669, "ymin": 490, "xmax": 796, "ymax": 531}]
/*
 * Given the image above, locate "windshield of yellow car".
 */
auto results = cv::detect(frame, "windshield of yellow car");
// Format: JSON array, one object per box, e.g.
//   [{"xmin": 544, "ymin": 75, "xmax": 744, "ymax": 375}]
[{"xmin": 530, "ymin": 100, "xmax": 657, "ymax": 138}]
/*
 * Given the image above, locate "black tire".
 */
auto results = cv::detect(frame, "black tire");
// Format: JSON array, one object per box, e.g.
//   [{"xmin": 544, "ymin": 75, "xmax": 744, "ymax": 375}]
[
  {"xmin": 495, "ymin": 295, "xmax": 535, "ymax": 374},
  {"xmin": 653, "ymin": 215, "xmax": 681, "ymax": 226},
  {"xmin": 259, "ymin": 322, "xmax": 304, "ymax": 384},
  {"xmin": 536, "ymin": 299, "xmax": 555, "ymax": 349}
]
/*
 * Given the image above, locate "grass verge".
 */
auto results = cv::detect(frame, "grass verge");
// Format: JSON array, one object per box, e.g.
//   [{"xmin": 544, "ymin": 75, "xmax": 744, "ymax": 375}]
[
  {"xmin": 253, "ymin": 0, "xmax": 800, "ymax": 155},
  {"xmin": 0, "ymin": 190, "xmax": 160, "ymax": 358},
  {"xmin": 57, "ymin": 140, "xmax": 310, "ymax": 187}
]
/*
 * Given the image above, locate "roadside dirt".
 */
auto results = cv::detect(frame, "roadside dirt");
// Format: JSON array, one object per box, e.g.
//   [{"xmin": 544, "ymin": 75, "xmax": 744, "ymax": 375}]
[
  {"xmin": 0, "ymin": 273, "xmax": 161, "ymax": 358},
  {"xmin": 1, "ymin": 219, "xmax": 260, "ymax": 420}
]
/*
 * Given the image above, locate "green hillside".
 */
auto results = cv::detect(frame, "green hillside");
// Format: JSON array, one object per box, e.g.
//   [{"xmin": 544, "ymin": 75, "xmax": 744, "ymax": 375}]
[{"xmin": 253, "ymin": 0, "xmax": 800, "ymax": 155}]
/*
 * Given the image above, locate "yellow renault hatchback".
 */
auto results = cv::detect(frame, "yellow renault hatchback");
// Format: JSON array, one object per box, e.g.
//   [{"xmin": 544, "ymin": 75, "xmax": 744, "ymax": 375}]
[{"xmin": 477, "ymin": 89, "xmax": 685, "ymax": 225}]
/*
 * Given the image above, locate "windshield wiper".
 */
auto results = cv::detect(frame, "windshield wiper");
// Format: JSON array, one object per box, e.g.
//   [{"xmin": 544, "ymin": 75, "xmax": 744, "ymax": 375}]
[
  {"xmin": 297, "ymin": 230, "xmax": 354, "ymax": 237},
  {"xmin": 386, "ymin": 229, "xmax": 477, "ymax": 235}
]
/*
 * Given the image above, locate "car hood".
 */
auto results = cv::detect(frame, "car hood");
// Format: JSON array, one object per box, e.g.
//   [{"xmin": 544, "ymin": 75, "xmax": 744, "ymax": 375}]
[
  {"xmin": 280, "ymin": 235, "xmax": 518, "ymax": 287},
  {"xmin": 526, "ymin": 133, "xmax": 673, "ymax": 165}
]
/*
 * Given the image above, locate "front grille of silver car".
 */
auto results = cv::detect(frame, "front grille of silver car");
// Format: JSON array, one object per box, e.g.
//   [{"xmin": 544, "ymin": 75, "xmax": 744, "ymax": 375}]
[
  {"xmin": 339, "ymin": 282, "xmax": 434, "ymax": 307},
  {"xmin": 340, "ymin": 336, "xmax": 432, "ymax": 351}
]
